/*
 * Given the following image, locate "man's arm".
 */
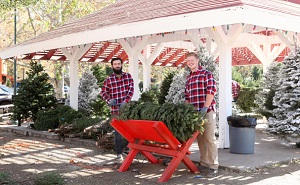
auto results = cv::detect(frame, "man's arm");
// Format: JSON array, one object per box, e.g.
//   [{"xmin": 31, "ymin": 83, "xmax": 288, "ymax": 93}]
[
  {"xmin": 204, "ymin": 72, "xmax": 216, "ymax": 107},
  {"xmin": 204, "ymin": 94, "xmax": 214, "ymax": 107},
  {"xmin": 100, "ymin": 79, "xmax": 110, "ymax": 104},
  {"xmin": 124, "ymin": 76, "xmax": 134, "ymax": 103}
]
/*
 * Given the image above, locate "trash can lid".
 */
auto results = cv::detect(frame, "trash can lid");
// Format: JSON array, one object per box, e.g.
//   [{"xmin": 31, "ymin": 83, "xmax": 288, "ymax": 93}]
[{"xmin": 227, "ymin": 116, "xmax": 257, "ymax": 128}]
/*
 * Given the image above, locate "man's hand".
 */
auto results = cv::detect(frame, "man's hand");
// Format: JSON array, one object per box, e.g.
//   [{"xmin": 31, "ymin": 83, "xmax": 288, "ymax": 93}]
[
  {"xmin": 120, "ymin": 102, "xmax": 126, "ymax": 109},
  {"xmin": 200, "ymin": 106, "xmax": 208, "ymax": 114},
  {"xmin": 108, "ymin": 99, "xmax": 116, "ymax": 106},
  {"xmin": 199, "ymin": 106, "xmax": 208, "ymax": 118}
]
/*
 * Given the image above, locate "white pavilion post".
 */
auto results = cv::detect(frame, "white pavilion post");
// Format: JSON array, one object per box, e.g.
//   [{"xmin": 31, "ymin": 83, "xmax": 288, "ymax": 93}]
[
  {"xmin": 205, "ymin": 24, "xmax": 244, "ymax": 148},
  {"xmin": 142, "ymin": 45, "xmax": 153, "ymax": 91},
  {"xmin": 61, "ymin": 44, "xmax": 92, "ymax": 110},
  {"xmin": 139, "ymin": 43, "xmax": 164, "ymax": 91},
  {"xmin": 119, "ymin": 36, "xmax": 150, "ymax": 100},
  {"xmin": 218, "ymin": 45, "xmax": 232, "ymax": 149},
  {"xmin": 128, "ymin": 54, "xmax": 139, "ymax": 100}
]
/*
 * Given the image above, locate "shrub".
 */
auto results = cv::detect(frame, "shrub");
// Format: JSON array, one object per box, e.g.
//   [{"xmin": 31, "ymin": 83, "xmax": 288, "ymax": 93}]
[
  {"xmin": 34, "ymin": 171, "xmax": 65, "ymax": 185},
  {"xmin": 139, "ymin": 86, "xmax": 159, "ymax": 103},
  {"xmin": 72, "ymin": 117, "xmax": 102, "ymax": 133},
  {"xmin": 34, "ymin": 109, "xmax": 59, "ymax": 131},
  {"xmin": 33, "ymin": 105, "xmax": 86, "ymax": 131},
  {"xmin": 0, "ymin": 172, "xmax": 15, "ymax": 185},
  {"xmin": 236, "ymin": 88, "xmax": 259, "ymax": 112},
  {"xmin": 60, "ymin": 108, "xmax": 85, "ymax": 124}
]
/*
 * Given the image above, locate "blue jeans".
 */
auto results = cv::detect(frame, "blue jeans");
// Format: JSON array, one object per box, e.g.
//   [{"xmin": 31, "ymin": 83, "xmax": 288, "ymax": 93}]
[{"xmin": 114, "ymin": 130, "xmax": 128, "ymax": 155}]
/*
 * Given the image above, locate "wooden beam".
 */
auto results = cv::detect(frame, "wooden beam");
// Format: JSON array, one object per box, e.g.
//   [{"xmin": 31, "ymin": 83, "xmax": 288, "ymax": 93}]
[
  {"xmin": 173, "ymin": 54, "xmax": 186, "ymax": 67},
  {"xmin": 46, "ymin": 49, "xmax": 56, "ymax": 59},
  {"xmin": 119, "ymin": 50, "xmax": 128, "ymax": 62},
  {"xmin": 22, "ymin": 53, "xmax": 36, "ymax": 60},
  {"xmin": 39, "ymin": 49, "xmax": 56, "ymax": 60},
  {"xmin": 88, "ymin": 42, "xmax": 111, "ymax": 62},
  {"xmin": 106, "ymin": 44, "xmax": 122, "ymax": 62},
  {"xmin": 152, "ymin": 47, "xmax": 172, "ymax": 65},
  {"xmin": 57, "ymin": 56, "xmax": 66, "ymax": 61},
  {"xmin": 78, "ymin": 44, "xmax": 94, "ymax": 61},
  {"xmin": 161, "ymin": 49, "xmax": 183, "ymax": 66}
]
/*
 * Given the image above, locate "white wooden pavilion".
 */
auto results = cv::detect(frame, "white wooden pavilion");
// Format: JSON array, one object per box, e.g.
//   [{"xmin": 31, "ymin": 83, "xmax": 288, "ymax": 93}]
[{"xmin": 1, "ymin": 0, "xmax": 300, "ymax": 148}]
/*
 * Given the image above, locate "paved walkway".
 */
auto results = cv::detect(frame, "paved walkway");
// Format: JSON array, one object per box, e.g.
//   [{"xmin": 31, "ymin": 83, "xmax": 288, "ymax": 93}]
[
  {"xmin": 1, "ymin": 120, "xmax": 299, "ymax": 172},
  {"xmin": 190, "ymin": 123, "xmax": 300, "ymax": 171}
]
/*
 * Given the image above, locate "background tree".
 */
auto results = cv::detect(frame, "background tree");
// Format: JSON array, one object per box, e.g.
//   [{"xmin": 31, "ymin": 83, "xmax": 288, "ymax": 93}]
[
  {"xmin": 1, "ymin": 0, "xmax": 115, "ymax": 48},
  {"xmin": 165, "ymin": 67, "xmax": 190, "ymax": 104},
  {"xmin": 255, "ymin": 61, "xmax": 282, "ymax": 118},
  {"xmin": 90, "ymin": 64, "xmax": 112, "ymax": 118},
  {"xmin": 232, "ymin": 65, "xmax": 263, "ymax": 88},
  {"xmin": 157, "ymin": 71, "xmax": 175, "ymax": 104},
  {"xmin": 268, "ymin": 48, "xmax": 300, "ymax": 142},
  {"xmin": 0, "ymin": 1, "xmax": 115, "ymax": 99},
  {"xmin": 252, "ymin": 66, "xmax": 261, "ymax": 81},
  {"xmin": 12, "ymin": 60, "xmax": 57, "ymax": 125},
  {"xmin": 78, "ymin": 70, "xmax": 100, "ymax": 115},
  {"xmin": 139, "ymin": 85, "xmax": 159, "ymax": 103}
]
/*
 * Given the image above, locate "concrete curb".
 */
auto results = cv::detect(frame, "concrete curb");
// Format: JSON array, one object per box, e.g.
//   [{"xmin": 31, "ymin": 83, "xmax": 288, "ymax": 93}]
[{"xmin": 0, "ymin": 125, "xmax": 97, "ymax": 147}]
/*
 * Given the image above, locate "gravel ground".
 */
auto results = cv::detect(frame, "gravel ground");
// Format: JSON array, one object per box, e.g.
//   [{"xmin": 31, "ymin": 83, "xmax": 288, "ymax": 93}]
[{"xmin": 1, "ymin": 130, "xmax": 300, "ymax": 185}]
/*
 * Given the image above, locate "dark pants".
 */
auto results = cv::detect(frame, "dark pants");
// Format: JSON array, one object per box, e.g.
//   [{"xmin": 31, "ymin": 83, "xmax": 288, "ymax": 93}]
[{"xmin": 114, "ymin": 130, "xmax": 128, "ymax": 155}]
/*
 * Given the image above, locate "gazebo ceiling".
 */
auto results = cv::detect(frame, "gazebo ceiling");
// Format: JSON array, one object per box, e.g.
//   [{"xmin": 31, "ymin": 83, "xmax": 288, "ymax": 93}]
[
  {"xmin": 16, "ymin": 33, "xmax": 289, "ymax": 67},
  {"xmin": 0, "ymin": 0, "xmax": 299, "ymax": 66}
]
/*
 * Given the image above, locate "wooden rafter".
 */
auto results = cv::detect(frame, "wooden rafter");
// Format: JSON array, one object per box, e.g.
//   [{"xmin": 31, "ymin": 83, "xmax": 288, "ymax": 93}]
[
  {"xmin": 173, "ymin": 54, "xmax": 186, "ymax": 67},
  {"xmin": 161, "ymin": 49, "xmax": 183, "ymax": 66},
  {"xmin": 22, "ymin": 53, "xmax": 36, "ymax": 60},
  {"xmin": 79, "ymin": 45, "xmax": 95, "ymax": 62},
  {"xmin": 88, "ymin": 42, "xmax": 111, "ymax": 62},
  {"xmin": 57, "ymin": 56, "xmax": 66, "ymax": 61},
  {"xmin": 152, "ymin": 47, "xmax": 172, "ymax": 65},
  {"xmin": 119, "ymin": 50, "xmax": 128, "ymax": 62},
  {"xmin": 105, "ymin": 44, "xmax": 122, "ymax": 62},
  {"xmin": 39, "ymin": 49, "xmax": 56, "ymax": 60}
]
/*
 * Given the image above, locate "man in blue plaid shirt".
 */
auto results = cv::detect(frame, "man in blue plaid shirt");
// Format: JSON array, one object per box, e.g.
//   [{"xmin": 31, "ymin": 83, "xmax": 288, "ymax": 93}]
[{"xmin": 100, "ymin": 57, "xmax": 134, "ymax": 162}]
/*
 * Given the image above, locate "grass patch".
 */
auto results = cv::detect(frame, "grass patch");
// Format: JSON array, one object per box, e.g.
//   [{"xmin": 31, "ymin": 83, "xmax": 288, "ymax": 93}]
[
  {"xmin": 34, "ymin": 171, "xmax": 65, "ymax": 185},
  {"xmin": 0, "ymin": 172, "xmax": 16, "ymax": 185}
]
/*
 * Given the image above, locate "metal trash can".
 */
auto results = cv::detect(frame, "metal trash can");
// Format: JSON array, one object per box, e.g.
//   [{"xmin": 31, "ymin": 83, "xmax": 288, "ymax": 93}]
[{"xmin": 227, "ymin": 117, "xmax": 257, "ymax": 154}]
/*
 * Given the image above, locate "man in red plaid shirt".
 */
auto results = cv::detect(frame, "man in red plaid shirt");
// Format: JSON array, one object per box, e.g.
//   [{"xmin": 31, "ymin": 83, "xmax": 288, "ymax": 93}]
[
  {"xmin": 185, "ymin": 52, "xmax": 218, "ymax": 178},
  {"xmin": 100, "ymin": 57, "xmax": 134, "ymax": 162},
  {"xmin": 232, "ymin": 80, "xmax": 241, "ymax": 102}
]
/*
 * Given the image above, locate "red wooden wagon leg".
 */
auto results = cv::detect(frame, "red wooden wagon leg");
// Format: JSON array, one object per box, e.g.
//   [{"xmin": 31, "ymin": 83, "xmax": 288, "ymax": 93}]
[
  {"xmin": 158, "ymin": 131, "xmax": 200, "ymax": 182},
  {"xmin": 158, "ymin": 155, "xmax": 182, "ymax": 182},
  {"xmin": 118, "ymin": 149, "xmax": 139, "ymax": 172},
  {"xmin": 180, "ymin": 131, "xmax": 199, "ymax": 173},
  {"xmin": 182, "ymin": 156, "xmax": 198, "ymax": 173},
  {"xmin": 140, "ymin": 151, "xmax": 159, "ymax": 164},
  {"xmin": 129, "ymin": 140, "xmax": 159, "ymax": 164}
]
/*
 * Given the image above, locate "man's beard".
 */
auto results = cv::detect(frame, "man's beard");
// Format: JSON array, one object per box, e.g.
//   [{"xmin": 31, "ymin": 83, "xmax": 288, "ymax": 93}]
[{"xmin": 113, "ymin": 67, "xmax": 122, "ymax": 75}]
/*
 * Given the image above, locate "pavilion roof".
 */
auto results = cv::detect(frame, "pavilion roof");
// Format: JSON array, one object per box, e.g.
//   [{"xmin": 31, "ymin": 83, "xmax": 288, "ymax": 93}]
[{"xmin": 0, "ymin": 0, "xmax": 299, "ymax": 66}]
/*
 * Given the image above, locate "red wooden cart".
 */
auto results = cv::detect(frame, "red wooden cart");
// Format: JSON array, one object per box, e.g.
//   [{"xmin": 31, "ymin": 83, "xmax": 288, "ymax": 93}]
[{"xmin": 111, "ymin": 119, "xmax": 199, "ymax": 182}]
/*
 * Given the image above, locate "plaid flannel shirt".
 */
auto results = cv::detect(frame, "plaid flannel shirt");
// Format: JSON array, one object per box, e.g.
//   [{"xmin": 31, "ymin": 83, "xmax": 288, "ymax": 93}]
[
  {"xmin": 185, "ymin": 67, "xmax": 217, "ymax": 112},
  {"xmin": 100, "ymin": 72, "xmax": 134, "ymax": 114}
]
